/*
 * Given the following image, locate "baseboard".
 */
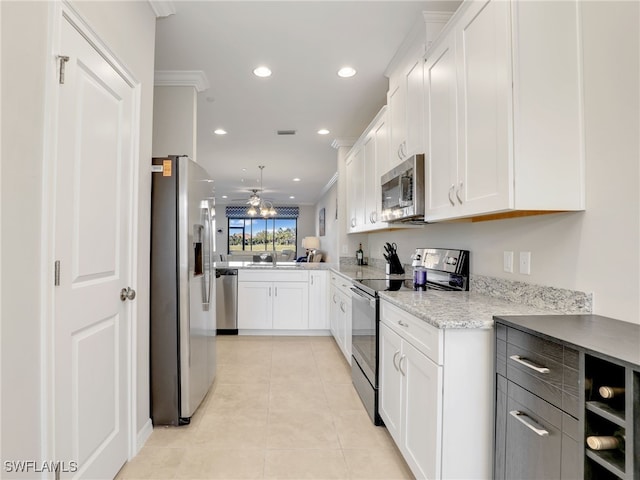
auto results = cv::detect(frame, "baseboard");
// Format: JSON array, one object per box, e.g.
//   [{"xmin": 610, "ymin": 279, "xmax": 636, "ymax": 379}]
[
  {"xmin": 238, "ymin": 329, "xmax": 331, "ymax": 336},
  {"xmin": 135, "ymin": 418, "xmax": 153, "ymax": 455}
]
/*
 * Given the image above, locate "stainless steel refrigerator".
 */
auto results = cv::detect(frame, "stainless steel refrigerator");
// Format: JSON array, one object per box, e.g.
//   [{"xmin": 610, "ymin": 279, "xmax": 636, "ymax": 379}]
[{"xmin": 150, "ymin": 155, "xmax": 216, "ymax": 425}]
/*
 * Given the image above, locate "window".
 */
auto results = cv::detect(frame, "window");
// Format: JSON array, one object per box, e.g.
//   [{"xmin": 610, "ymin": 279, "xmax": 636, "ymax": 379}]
[{"xmin": 228, "ymin": 218, "xmax": 297, "ymax": 255}]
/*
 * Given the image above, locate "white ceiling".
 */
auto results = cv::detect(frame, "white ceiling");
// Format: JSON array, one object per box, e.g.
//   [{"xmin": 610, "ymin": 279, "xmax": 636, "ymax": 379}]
[{"xmin": 154, "ymin": 1, "xmax": 461, "ymax": 206}]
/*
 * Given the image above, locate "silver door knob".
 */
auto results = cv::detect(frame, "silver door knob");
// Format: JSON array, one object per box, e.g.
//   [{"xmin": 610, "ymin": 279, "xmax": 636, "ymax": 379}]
[{"xmin": 120, "ymin": 287, "xmax": 136, "ymax": 301}]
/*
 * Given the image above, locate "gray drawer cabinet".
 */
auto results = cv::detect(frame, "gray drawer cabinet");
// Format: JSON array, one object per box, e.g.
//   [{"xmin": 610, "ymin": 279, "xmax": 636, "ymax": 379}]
[
  {"xmin": 495, "ymin": 322, "xmax": 580, "ymax": 480},
  {"xmin": 495, "ymin": 315, "xmax": 640, "ymax": 480}
]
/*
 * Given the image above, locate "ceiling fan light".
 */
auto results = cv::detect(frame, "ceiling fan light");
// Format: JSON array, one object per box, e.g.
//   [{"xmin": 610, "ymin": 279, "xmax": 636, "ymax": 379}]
[
  {"xmin": 247, "ymin": 206, "xmax": 257, "ymax": 216},
  {"xmin": 248, "ymin": 192, "xmax": 261, "ymax": 206},
  {"xmin": 269, "ymin": 206, "xmax": 277, "ymax": 216}
]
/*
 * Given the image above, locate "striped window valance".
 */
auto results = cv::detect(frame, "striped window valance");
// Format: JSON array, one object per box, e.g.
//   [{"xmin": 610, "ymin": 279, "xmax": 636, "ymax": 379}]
[{"xmin": 225, "ymin": 206, "xmax": 299, "ymax": 219}]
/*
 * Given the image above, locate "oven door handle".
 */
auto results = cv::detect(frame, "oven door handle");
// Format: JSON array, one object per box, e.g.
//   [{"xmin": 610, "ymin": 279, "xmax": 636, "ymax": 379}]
[{"xmin": 350, "ymin": 287, "xmax": 376, "ymax": 309}]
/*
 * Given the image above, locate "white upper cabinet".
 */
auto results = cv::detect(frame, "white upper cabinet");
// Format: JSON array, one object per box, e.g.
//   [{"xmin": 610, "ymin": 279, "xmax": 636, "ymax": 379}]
[
  {"xmin": 386, "ymin": 13, "xmax": 452, "ymax": 170},
  {"xmin": 425, "ymin": 0, "xmax": 585, "ymax": 222},
  {"xmin": 346, "ymin": 107, "xmax": 390, "ymax": 233},
  {"xmin": 345, "ymin": 145, "xmax": 365, "ymax": 232}
]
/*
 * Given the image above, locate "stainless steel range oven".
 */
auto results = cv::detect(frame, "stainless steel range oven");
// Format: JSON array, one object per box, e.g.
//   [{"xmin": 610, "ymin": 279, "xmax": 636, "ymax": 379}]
[{"xmin": 350, "ymin": 248, "xmax": 469, "ymax": 425}]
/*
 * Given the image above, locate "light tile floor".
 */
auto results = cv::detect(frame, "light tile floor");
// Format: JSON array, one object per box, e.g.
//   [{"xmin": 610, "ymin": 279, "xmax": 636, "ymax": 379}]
[{"xmin": 117, "ymin": 335, "xmax": 413, "ymax": 479}]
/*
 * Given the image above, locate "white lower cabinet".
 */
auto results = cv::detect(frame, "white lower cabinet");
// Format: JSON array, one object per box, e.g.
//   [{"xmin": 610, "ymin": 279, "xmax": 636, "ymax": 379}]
[
  {"xmin": 238, "ymin": 270, "xmax": 309, "ymax": 331},
  {"xmin": 329, "ymin": 273, "xmax": 352, "ymax": 363},
  {"xmin": 380, "ymin": 300, "xmax": 493, "ymax": 479},
  {"xmin": 308, "ymin": 271, "xmax": 328, "ymax": 330},
  {"xmin": 380, "ymin": 322, "xmax": 442, "ymax": 479}
]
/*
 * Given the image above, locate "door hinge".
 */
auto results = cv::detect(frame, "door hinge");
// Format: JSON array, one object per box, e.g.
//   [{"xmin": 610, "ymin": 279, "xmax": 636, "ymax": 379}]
[
  {"xmin": 54, "ymin": 260, "xmax": 61, "ymax": 286},
  {"xmin": 57, "ymin": 55, "xmax": 69, "ymax": 84}
]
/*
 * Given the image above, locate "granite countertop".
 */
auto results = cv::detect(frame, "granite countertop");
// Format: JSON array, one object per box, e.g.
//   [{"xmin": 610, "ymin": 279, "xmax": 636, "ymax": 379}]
[
  {"xmin": 494, "ymin": 315, "xmax": 640, "ymax": 369},
  {"xmin": 379, "ymin": 290, "xmax": 554, "ymax": 330},
  {"xmin": 331, "ymin": 265, "xmax": 554, "ymax": 330},
  {"xmin": 330, "ymin": 264, "xmax": 410, "ymax": 281}
]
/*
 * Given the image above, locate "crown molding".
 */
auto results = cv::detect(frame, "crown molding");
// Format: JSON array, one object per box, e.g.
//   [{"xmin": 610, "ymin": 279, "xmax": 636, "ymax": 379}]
[
  {"xmin": 154, "ymin": 70, "xmax": 210, "ymax": 92},
  {"xmin": 148, "ymin": 1, "xmax": 176, "ymax": 18},
  {"xmin": 330, "ymin": 137, "xmax": 357, "ymax": 149},
  {"xmin": 319, "ymin": 171, "xmax": 339, "ymax": 198}
]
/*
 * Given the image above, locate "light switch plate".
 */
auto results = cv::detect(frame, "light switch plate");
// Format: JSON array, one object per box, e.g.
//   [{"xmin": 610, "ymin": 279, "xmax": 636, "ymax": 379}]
[
  {"xmin": 503, "ymin": 251, "xmax": 514, "ymax": 273},
  {"xmin": 519, "ymin": 252, "xmax": 531, "ymax": 275}
]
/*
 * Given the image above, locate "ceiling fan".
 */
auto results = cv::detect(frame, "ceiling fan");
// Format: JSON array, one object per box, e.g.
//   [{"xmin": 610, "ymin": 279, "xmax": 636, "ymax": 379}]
[{"xmin": 229, "ymin": 166, "xmax": 277, "ymax": 217}]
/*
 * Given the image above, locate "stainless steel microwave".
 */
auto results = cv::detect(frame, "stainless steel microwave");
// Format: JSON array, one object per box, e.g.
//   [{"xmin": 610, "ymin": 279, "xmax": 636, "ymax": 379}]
[{"xmin": 380, "ymin": 154, "xmax": 425, "ymax": 223}]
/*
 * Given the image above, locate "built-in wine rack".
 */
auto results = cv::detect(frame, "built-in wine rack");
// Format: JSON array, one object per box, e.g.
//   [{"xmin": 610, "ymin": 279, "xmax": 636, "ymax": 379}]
[{"xmin": 584, "ymin": 354, "xmax": 637, "ymax": 479}]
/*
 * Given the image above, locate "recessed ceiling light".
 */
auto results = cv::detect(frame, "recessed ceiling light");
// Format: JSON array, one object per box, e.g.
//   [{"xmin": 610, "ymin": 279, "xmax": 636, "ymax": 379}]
[
  {"xmin": 289, "ymin": 196, "xmax": 295, "ymax": 199},
  {"xmin": 317, "ymin": 129, "xmax": 330, "ymax": 135},
  {"xmin": 337, "ymin": 66, "xmax": 356, "ymax": 78},
  {"xmin": 213, "ymin": 128, "xmax": 227, "ymax": 135},
  {"xmin": 293, "ymin": 178, "xmax": 301, "ymax": 182},
  {"xmin": 253, "ymin": 66, "xmax": 272, "ymax": 77},
  {"xmin": 221, "ymin": 195, "xmax": 228, "ymax": 199}
]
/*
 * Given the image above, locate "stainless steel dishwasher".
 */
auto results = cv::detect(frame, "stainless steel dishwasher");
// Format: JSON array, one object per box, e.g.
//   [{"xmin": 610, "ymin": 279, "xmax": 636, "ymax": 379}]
[{"xmin": 215, "ymin": 268, "xmax": 238, "ymax": 334}]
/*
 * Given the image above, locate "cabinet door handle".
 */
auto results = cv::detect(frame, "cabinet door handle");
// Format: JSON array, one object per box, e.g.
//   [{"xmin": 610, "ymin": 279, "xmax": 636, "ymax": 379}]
[
  {"xmin": 310, "ymin": 276, "xmax": 314, "ymax": 286},
  {"xmin": 399, "ymin": 354, "xmax": 407, "ymax": 376},
  {"xmin": 269, "ymin": 287, "xmax": 271, "ymax": 296},
  {"xmin": 392, "ymin": 351, "xmax": 400, "ymax": 371},
  {"xmin": 509, "ymin": 410, "xmax": 549, "ymax": 437},
  {"xmin": 333, "ymin": 294, "xmax": 338, "ymax": 303},
  {"xmin": 448, "ymin": 185, "xmax": 455, "ymax": 206},
  {"xmin": 456, "ymin": 182, "xmax": 463, "ymax": 204},
  {"xmin": 340, "ymin": 302, "xmax": 346, "ymax": 313},
  {"xmin": 397, "ymin": 320, "xmax": 408, "ymax": 328},
  {"xmin": 510, "ymin": 355, "xmax": 550, "ymax": 374},
  {"xmin": 351, "ymin": 218, "xmax": 356, "ymax": 228},
  {"xmin": 275, "ymin": 286, "xmax": 277, "ymax": 296}
]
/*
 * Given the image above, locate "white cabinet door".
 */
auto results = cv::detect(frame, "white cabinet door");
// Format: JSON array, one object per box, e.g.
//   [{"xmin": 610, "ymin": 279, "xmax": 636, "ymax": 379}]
[
  {"xmin": 363, "ymin": 133, "xmax": 377, "ymax": 228},
  {"xmin": 335, "ymin": 292, "xmax": 347, "ymax": 356},
  {"xmin": 329, "ymin": 284, "xmax": 339, "ymax": 338},
  {"xmin": 387, "ymin": 81, "xmax": 406, "ymax": 167},
  {"xmin": 343, "ymin": 294, "xmax": 352, "ymax": 361},
  {"xmin": 379, "ymin": 323, "xmax": 403, "ymax": 443},
  {"xmin": 425, "ymin": 31, "xmax": 459, "ymax": 219},
  {"xmin": 346, "ymin": 147, "xmax": 365, "ymax": 232},
  {"xmin": 272, "ymin": 281, "xmax": 309, "ymax": 330},
  {"xmin": 402, "ymin": 339, "xmax": 442, "ymax": 480},
  {"xmin": 308, "ymin": 271, "xmax": 328, "ymax": 330},
  {"xmin": 238, "ymin": 281, "xmax": 272, "ymax": 329},
  {"xmin": 405, "ymin": 55, "xmax": 425, "ymax": 157},
  {"xmin": 456, "ymin": 0, "xmax": 511, "ymax": 216},
  {"xmin": 374, "ymin": 110, "xmax": 390, "ymax": 190}
]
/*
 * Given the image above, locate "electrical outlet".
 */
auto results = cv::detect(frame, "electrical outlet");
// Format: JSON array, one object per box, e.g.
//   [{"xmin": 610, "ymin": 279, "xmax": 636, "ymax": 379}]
[
  {"xmin": 503, "ymin": 251, "xmax": 514, "ymax": 273},
  {"xmin": 519, "ymin": 251, "xmax": 531, "ymax": 275},
  {"xmin": 341, "ymin": 244, "xmax": 348, "ymax": 254}
]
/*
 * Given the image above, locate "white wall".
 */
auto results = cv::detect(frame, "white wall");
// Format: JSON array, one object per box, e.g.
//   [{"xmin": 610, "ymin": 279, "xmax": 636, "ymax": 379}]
[
  {"xmin": 365, "ymin": 2, "xmax": 639, "ymax": 324},
  {"xmin": 152, "ymin": 86, "xmax": 198, "ymax": 160},
  {"xmin": 315, "ymin": 180, "xmax": 339, "ymax": 263},
  {"xmin": 0, "ymin": 0, "xmax": 156, "ymax": 466},
  {"xmin": 1, "ymin": 1, "xmax": 49, "ymax": 467}
]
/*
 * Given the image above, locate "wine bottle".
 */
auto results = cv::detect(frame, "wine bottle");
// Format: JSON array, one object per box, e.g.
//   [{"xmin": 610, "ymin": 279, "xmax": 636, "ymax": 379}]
[
  {"xmin": 356, "ymin": 243, "xmax": 364, "ymax": 266},
  {"xmin": 586, "ymin": 430, "xmax": 625, "ymax": 452},
  {"xmin": 599, "ymin": 385, "xmax": 625, "ymax": 399}
]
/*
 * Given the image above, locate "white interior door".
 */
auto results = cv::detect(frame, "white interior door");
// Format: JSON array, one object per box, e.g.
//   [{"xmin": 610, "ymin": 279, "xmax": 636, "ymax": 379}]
[{"xmin": 53, "ymin": 15, "xmax": 135, "ymax": 479}]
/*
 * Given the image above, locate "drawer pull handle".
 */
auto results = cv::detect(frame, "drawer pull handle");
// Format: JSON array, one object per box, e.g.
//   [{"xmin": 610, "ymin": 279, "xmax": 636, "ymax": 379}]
[
  {"xmin": 509, "ymin": 355, "xmax": 550, "ymax": 374},
  {"xmin": 398, "ymin": 320, "xmax": 409, "ymax": 328},
  {"xmin": 392, "ymin": 351, "xmax": 400, "ymax": 371},
  {"xmin": 399, "ymin": 354, "xmax": 407, "ymax": 376},
  {"xmin": 509, "ymin": 410, "xmax": 549, "ymax": 437}
]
